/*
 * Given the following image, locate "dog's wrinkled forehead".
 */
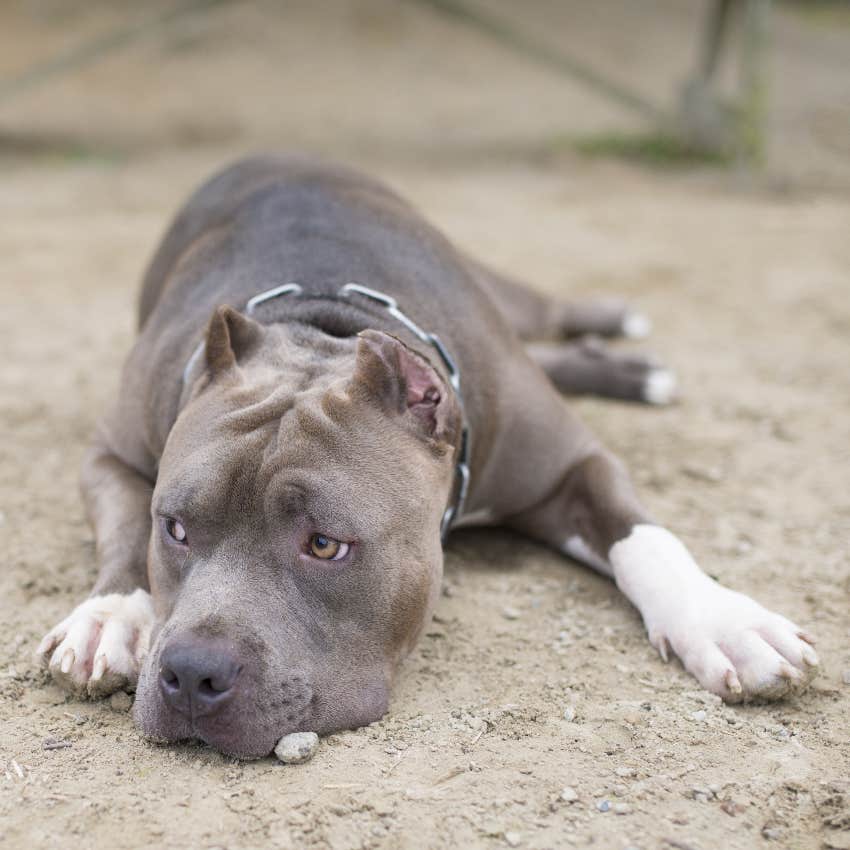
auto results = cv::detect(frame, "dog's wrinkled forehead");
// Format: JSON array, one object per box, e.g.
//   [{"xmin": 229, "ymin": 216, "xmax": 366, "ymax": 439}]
[
  {"xmin": 151, "ymin": 309, "xmax": 462, "ymax": 572},
  {"xmin": 157, "ymin": 357, "xmax": 437, "ymax": 539}
]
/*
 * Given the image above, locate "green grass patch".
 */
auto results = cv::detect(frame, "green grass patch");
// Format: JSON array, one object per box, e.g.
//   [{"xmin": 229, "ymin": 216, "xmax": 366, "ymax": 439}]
[
  {"xmin": 571, "ymin": 131, "xmax": 734, "ymax": 169},
  {"xmin": 0, "ymin": 131, "xmax": 123, "ymax": 165},
  {"xmin": 780, "ymin": 0, "xmax": 850, "ymax": 27}
]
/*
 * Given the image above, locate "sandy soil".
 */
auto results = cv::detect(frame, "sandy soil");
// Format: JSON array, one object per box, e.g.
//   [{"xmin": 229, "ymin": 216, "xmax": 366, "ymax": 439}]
[{"xmin": 1, "ymin": 3, "xmax": 849, "ymax": 849}]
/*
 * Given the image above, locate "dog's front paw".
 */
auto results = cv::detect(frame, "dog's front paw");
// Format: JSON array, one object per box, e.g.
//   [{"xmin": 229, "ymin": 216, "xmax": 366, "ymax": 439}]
[
  {"xmin": 36, "ymin": 589, "xmax": 154, "ymax": 698},
  {"xmin": 650, "ymin": 585, "xmax": 819, "ymax": 703}
]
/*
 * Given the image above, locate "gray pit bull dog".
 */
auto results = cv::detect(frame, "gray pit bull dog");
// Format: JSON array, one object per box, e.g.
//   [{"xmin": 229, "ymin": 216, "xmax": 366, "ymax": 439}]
[{"xmin": 37, "ymin": 156, "xmax": 819, "ymax": 758}]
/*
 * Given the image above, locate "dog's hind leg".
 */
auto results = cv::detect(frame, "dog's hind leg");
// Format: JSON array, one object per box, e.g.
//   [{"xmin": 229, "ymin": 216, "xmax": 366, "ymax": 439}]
[
  {"xmin": 35, "ymin": 437, "xmax": 155, "ymax": 698},
  {"xmin": 526, "ymin": 337, "xmax": 677, "ymax": 405},
  {"xmin": 493, "ymin": 395, "xmax": 819, "ymax": 702},
  {"xmin": 468, "ymin": 259, "xmax": 651, "ymax": 342}
]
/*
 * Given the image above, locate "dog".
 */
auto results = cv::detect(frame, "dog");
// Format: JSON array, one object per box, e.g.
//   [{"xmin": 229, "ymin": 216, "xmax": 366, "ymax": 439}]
[{"xmin": 36, "ymin": 155, "xmax": 819, "ymax": 758}]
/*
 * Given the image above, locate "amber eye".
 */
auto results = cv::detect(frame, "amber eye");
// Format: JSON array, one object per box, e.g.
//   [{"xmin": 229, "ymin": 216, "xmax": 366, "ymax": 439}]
[
  {"xmin": 308, "ymin": 534, "xmax": 349, "ymax": 561},
  {"xmin": 164, "ymin": 517, "xmax": 188, "ymax": 544}
]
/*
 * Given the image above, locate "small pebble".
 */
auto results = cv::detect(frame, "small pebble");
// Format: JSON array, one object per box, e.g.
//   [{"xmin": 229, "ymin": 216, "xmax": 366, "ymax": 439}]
[
  {"xmin": 613, "ymin": 803, "xmax": 630, "ymax": 815},
  {"xmin": 502, "ymin": 606, "xmax": 521, "ymax": 621},
  {"xmin": 690, "ymin": 710, "xmax": 707, "ymax": 722},
  {"xmin": 721, "ymin": 799, "xmax": 747, "ymax": 816},
  {"xmin": 682, "ymin": 463, "xmax": 723, "ymax": 483},
  {"xmin": 274, "ymin": 731, "xmax": 319, "ymax": 764},
  {"xmin": 842, "ymin": 669, "xmax": 850, "ymax": 685},
  {"xmin": 109, "ymin": 691, "xmax": 133, "ymax": 712},
  {"xmin": 596, "ymin": 800, "xmax": 611, "ymax": 813},
  {"xmin": 691, "ymin": 784, "xmax": 715, "ymax": 804},
  {"xmin": 504, "ymin": 831, "xmax": 521, "ymax": 847},
  {"xmin": 563, "ymin": 706, "xmax": 576, "ymax": 722},
  {"xmin": 560, "ymin": 786, "xmax": 579, "ymax": 803},
  {"xmin": 615, "ymin": 766, "xmax": 636, "ymax": 778}
]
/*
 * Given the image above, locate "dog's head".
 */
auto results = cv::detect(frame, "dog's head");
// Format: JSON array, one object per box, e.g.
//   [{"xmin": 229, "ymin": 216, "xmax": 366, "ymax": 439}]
[{"xmin": 133, "ymin": 307, "xmax": 461, "ymax": 757}]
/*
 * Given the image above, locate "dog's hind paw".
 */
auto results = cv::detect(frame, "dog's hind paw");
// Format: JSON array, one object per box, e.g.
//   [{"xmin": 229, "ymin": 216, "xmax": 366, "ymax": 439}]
[
  {"xmin": 622, "ymin": 311, "xmax": 652, "ymax": 340},
  {"xmin": 35, "ymin": 589, "xmax": 154, "ymax": 698},
  {"xmin": 642, "ymin": 368, "xmax": 678, "ymax": 405}
]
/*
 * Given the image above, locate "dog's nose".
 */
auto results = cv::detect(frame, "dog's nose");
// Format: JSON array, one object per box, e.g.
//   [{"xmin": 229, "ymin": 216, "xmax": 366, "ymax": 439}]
[{"xmin": 159, "ymin": 639, "xmax": 242, "ymax": 717}]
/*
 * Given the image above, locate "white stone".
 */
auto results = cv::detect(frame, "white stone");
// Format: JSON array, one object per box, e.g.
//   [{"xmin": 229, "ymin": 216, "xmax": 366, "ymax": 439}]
[
  {"xmin": 560, "ymin": 786, "xmax": 579, "ymax": 803},
  {"xmin": 274, "ymin": 731, "xmax": 319, "ymax": 764}
]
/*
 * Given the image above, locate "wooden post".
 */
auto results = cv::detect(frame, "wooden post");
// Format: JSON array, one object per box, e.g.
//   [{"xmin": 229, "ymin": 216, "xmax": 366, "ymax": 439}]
[
  {"xmin": 738, "ymin": 0, "xmax": 771, "ymax": 164},
  {"xmin": 677, "ymin": 0, "xmax": 772, "ymax": 164}
]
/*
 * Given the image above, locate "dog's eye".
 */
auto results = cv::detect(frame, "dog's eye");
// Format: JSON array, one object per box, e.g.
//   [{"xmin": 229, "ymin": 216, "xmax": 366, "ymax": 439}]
[
  {"xmin": 308, "ymin": 534, "xmax": 349, "ymax": 561},
  {"xmin": 164, "ymin": 518, "xmax": 188, "ymax": 545}
]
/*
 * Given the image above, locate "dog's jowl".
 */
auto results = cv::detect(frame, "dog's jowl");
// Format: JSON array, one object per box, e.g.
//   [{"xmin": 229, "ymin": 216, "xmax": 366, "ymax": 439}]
[{"xmin": 38, "ymin": 156, "xmax": 818, "ymax": 757}]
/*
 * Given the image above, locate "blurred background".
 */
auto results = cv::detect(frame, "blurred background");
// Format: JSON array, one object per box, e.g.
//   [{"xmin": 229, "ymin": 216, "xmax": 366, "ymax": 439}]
[{"xmin": 0, "ymin": 0, "xmax": 848, "ymax": 181}]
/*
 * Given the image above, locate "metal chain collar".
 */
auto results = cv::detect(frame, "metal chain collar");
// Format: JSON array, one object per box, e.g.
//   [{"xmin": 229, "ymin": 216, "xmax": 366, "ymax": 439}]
[{"xmin": 181, "ymin": 282, "xmax": 470, "ymax": 541}]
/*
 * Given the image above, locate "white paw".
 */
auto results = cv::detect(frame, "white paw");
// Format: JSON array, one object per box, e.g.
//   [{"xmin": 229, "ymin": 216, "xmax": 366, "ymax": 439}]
[
  {"xmin": 650, "ymin": 584, "xmax": 819, "ymax": 702},
  {"xmin": 622, "ymin": 312, "xmax": 652, "ymax": 340},
  {"xmin": 611, "ymin": 525, "xmax": 819, "ymax": 703},
  {"xmin": 35, "ymin": 589, "xmax": 154, "ymax": 698},
  {"xmin": 642, "ymin": 368, "xmax": 677, "ymax": 405}
]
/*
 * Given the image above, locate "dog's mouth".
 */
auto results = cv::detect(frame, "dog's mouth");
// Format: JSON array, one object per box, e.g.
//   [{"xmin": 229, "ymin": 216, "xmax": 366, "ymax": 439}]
[
  {"xmin": 131, "ymin": 621, "xmax": 393, "ymax": 757},
  {"xmin": 138, "ymin": 726, "xmax": 282, "ymax": 760},
  {"xmin": 133, "ymin": 692, "xmax": 313, "ymax": 759},
  {"xmin": 131, "ymin": 647, "xmax": 316, "ymax": 759}
]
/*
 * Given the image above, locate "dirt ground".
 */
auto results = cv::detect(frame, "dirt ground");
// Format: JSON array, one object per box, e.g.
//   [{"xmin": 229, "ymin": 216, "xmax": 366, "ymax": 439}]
[{"xmin": 1, "ymin": 2, "xmax": 849, "ymax": 849}]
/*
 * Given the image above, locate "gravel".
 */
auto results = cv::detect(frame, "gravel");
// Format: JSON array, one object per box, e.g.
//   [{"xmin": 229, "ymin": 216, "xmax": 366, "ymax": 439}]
[{"xmin": 560, "ymin": 786, "xmax": 579, "ymax": 803}]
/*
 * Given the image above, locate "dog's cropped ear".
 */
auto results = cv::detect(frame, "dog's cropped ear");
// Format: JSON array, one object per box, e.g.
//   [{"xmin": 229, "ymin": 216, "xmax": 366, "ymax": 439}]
[
  {"xmin": 350, "ymin": 330, "xmax": 460, "ymax": 444},
  {"xmin": 205, "ymin": 305, "xmax": 265, "ymax": 375}
]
